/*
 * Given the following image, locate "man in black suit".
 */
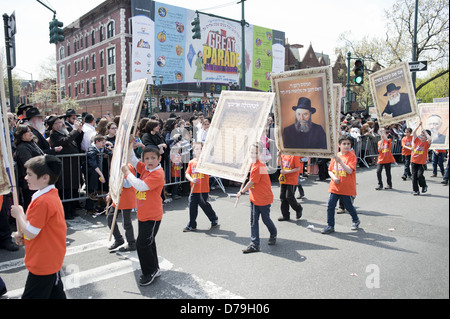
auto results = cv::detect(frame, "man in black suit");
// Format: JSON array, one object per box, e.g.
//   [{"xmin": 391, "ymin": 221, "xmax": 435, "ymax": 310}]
[
  {"xmin": 282, "ymin": 97, "xmax": 327, "ymax": 149},
  {"xmin": 25, "ymin": 107, "xmax": 62, "ymax": 155}
]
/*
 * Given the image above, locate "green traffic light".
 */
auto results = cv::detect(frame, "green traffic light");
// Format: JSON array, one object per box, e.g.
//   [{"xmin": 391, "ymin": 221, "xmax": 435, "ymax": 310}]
[{"xmin": 354, "ymin": 76, "xmax": 363, "ymax": 85}]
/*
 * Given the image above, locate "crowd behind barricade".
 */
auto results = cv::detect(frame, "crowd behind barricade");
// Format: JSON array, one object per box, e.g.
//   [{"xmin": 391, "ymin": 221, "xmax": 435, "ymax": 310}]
[{"xmin": 1, "ymin": 100, "xmax": 449, "ymax": 296}]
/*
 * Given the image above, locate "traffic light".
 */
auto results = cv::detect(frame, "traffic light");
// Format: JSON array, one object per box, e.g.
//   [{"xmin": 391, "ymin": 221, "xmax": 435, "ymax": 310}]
[
  {"xmin": 353, "ymin": 59, "xmax": 364, "ymax": 85},
  {"xmin": 49, "ymin": 18, "xmax": 64, "ymax": 44},
  {"xmin": 191, "ymin": 14, "xmax": 201, "ymax": 40}
]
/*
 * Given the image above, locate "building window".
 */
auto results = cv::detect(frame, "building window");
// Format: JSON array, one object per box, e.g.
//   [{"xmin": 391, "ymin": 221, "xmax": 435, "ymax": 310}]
[
  {"xmin": 59, "ymin": 47, "xmax": 65, "ymax": 60},
  {"xmin": 107, "ymin": 47, "xmax": 115, "ymax": 65},
  {"xmin": 67, "ymin": 44, "xmax": 70, "ymax": 56},
  {"xmin": 92, "ymin": 53, "xmax": 96, "ymax": 70},
  {"xmin": 99, "ymin": 26, "xmax": 104, "ymax": 42},
  {"xmin": 85, "ymin": 36, "xmax": 88, "ymax": 48},
  {"xmin": 92, "ymin": 79, "xmax": 97, "ymax": 94},
  {"xmin": 74, "ymin": 61, "xmax": 78, "ymax": 75},
  {"xmin": 67, "ymin": 63, "xmax": 71, "ymax": 77},
  {"xmin": 100, "ymin": 76, "xmax": 105, "ymax": 93},
  {"xmin": 86, "ymin": 80, "xmax": 90, "ymax": 95},
  {"xmin": 108, "ymin": 74, "xmax": 116, "ymax": 91},
  {"xmin": 59, "ymin": 66, "xmax": 65, "ymax": 81},
  {"xmin": 85, "ymin": 56, "xmax": 89, "ymax": 72},
  {"xmin": 60, "ymin": 87, "xmax": 65, "ymax": 100},
  {"xmin": 100, "ymin": 50, "xmax": 104, "ymax": 68},
  {"xmin": 68, "ymin": 84, "xmax": 71, "ymax": 98},
  {"xmin": 107, "ymin": 21, "xmax": 115, "ymax": 38},
  {"xmin": 91, "ymin": 30, "xmax": 95, "ymax": 45}
]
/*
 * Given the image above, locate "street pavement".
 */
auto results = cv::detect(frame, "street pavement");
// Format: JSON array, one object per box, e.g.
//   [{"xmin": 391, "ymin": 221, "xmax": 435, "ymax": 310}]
[{"xmin": 1, "ymin": 164, "xmax": 449, "ymax": 301}]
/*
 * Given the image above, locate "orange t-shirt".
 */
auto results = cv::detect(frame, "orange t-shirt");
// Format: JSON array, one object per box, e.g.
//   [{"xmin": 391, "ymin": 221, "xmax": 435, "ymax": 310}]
[
  {"xmin": 249, "ymin": 160, "xmax": 273, "ymax": 206},
  {"xmin": 186, "ymin": 158, "xmax": 209, "ymax": 193},
  {"xmin": 378, "ymin": 139, "xmax": 395, "ymax": 164},
  {"xmin": 328, "ymin": 151, "xmax": 357, "ymax": 196},
  {"xmin": 280, "ymin": 155, "xmax": 301, "ymax": 185},
  {"xmin": 133, "ymin": 162, "xmax": 165, "ymax": 222},
  {"xmin": 24, "ymin": 188, "xmax": 67, "ymax": 275},
  {"xmin": 402, "ymin": 136, "xmax": 413, "ymax": 156},
  {"xmin": 113, "ymin": 165, "xmax": 137, "ymax": 210},
  {"xmin": 0, "ymin": 195, "xmax": 3, "ymax": 209},
  {"xmin": 411, "ymin": 137, "xmax": 430, "ymax": 165}
]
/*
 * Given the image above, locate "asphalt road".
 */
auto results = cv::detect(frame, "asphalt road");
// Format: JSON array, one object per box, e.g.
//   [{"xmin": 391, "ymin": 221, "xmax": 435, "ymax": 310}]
[{"xmin": 1, "ymin": 164, "xmax": 448, "ymax": 302}]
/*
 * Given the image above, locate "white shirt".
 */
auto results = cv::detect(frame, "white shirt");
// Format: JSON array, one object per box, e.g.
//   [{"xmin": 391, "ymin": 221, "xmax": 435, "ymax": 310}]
[
  {"xmin": 81, "ymin": 122, "xmax": 96, "ymax": 152},
  {"xmin": 27, "ymin": 185, "xmax": 57, "ymax": 235}
]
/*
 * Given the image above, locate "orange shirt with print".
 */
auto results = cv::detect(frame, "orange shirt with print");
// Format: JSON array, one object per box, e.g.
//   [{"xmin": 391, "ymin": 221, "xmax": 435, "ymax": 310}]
[
  {"xmin": 134, "ymin": 162, "xmax": 165, "ymax": 222},
  {"xmin": 249, "ymin": 160, "xmax": 273, "ymax": 206},
  {"xmin": 24, "ymin": 189, "xmax": 67, "ymax": 275},
  {"xmin": 280, "ymin": 155, "xmax": 301, "ymax": 185},
  {"xmin": 186, "ymin": 158, "xmax": 210, "ymax": 193},
  {"xmin": 113, "ymin": 165, "xmax": 137, "ymax": 210},
  {"xmin": 377, "ymin": 139, "xmax": 395, "ymax": 164},
  {"xmin": 328, "ymin": 151, "xmax": 357, "ymax": 196},
  {"xmin": 402, "ymin": 136, "xmax": 413, "ymax": 156},
  {"xmin": 411, "ymin": 137, "xmax": 430, "ymax": 165}
]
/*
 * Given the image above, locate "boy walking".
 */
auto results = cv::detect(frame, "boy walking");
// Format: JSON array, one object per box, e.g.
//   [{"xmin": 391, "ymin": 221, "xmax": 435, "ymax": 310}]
[
  {"xmin": 411, "ymin": 123, "xmax": 432, "ymax": 196},
  {"xmin": 322, "ymin": 136, "xmax": 360, "ymax": 234},
  {"xmin": 238, "ymin": 143, "xmax": 277, "ymax": 253},
  {"xmin": 375, "ymin": 128, "xmax": 395, "ymax": 190},
  {"xmin": 184, "ymin": 142, "xmax": 219, "ymax": 232},
  {"xmin": 122, "ymin": 145, "xmax": 165, "ymax": 286},
  {"xmin": 11, "ymin": 155, "xmax": 67, "ymax": 299},
  {"xmin": 277, "ymin": 152, "xmax": 303, "ymax": 221}
]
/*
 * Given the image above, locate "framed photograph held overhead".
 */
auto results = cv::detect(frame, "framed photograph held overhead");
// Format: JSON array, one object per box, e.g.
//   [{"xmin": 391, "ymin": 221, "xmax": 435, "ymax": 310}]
[
  {"xmin": 369, "ymin": 62, "xmax": 419, "ymax": 127},
  {"xmin": 418, "ymin": 102, "xmax": 449, "ymax": 150},
  {"xmin": 271, "ymin": 66, "xmax": 338, "ymax": 158}
]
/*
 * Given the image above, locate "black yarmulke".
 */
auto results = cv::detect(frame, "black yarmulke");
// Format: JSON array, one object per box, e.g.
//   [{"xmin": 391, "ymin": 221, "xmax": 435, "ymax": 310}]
[{"xmin": 44, "ymin": 155, "xmax": 62, "ymax": 175}]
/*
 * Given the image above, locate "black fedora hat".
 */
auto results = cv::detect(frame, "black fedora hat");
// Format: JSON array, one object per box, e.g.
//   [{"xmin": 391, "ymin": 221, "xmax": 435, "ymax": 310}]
[
  {"xmin": 25, "ymin": 107, "xmax": 44, "ymax": 120},
  {"xmin": 17, "ymin": 104, "xmax": 33, "ymax": 116},
  {"xmin": 383, "ymin": 83, "xmax": 401, "ymax": 96},
  {"xmin": 292, "ymin": 97, "xmax": 316, "ymax": 114},
  {"xmin": 46, "ymin": 115, "xmax": 64, "ymax": 129},
  {"xmin": 64, "ymin": 108, "xmax": 79, "ymax": 117}
]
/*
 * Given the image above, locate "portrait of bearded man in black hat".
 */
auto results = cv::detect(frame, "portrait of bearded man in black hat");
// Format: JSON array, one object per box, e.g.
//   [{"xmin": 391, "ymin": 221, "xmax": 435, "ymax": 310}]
[
  {"xmin": 381, "ymin": 83, "xmax": 412, "ymax": 118},
  {"xmin": 282, "ymin": 97, "xmax": 327, "ymax": 149}
]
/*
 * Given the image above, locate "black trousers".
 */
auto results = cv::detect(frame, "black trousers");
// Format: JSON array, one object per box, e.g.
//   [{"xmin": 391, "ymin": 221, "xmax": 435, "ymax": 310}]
[
  {"xmin": 280, "ymin": 184, "xmax": 302, "ymax": 218},
  {"xmin": 411, "ymin": 162, "xmax": 427, "ymax": 192},
  {"xmin": 22, "ymin": 271, "xmax": 66, "ymax": 299},
  {"xmin": 136, "ymin": 220, "xmax": 161, "ymax": 276},
  {"xmin": 376, "ymin": 163, "xmax": 392, "ymax": 187}
]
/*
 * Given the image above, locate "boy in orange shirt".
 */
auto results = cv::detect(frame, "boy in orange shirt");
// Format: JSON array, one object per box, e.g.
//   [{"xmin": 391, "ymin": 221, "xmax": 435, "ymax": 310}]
[
  {"xmin": 375, "ymin": 128, "xmax": 396, "ymax": 190},
  {"xmin": 401, "ymin": 128, "xmax": 413, "ymax": 180},
  {"xmin": 122, "ymin": 145, "xmax": 165, "ymax": 286},
  {"xmin": 184, "ymin": 142, "xmax": 219, "ymax": 232},
  {"xmin": 322, "ymin": 135, "xmax": 360, "ymax": 234},
  {"xmin": 106, "ymin": 164, "xmax": 137, "ymax": 252},
  {"xmin": 11, "ymin": 155, "xmax": 67, "ymax": 299},
  {"xmin": 277, "ymin": 152, "xmax": 303, "ymax": 221},
  {"xmin": 237, "ymin": 142, "xmax": 277, "ymax": 254},
  {"xmin": 411, "ymin": 124, "xmax": 432, "ymax": 196}
]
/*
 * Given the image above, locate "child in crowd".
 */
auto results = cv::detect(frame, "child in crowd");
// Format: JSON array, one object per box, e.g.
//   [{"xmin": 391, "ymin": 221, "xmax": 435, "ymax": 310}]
[
  {"xmin": 122, "ymin": 145, "xmax": 165, "ymax": 286},
  {"xmin": 106, "ymin": 164, "xmax": 137, "ymax": 252},
  {"xmin": 375, "ymin": 128, "xmax": 395, "ymax": 190},
  {"xmin": 184, "ymin": 142, "xmax": 219, "ymax": 232},
  {"xmin": 322, "ymin": 135, "xmax": 360, "ymax": 234},
  {"xmin": 401, "ymin": 128, "xmax": 413, "ymax": 180},
  {"xmin": 11, "ymin": 155, "xmax": 67, "ymax": 299},
  {"xmin": 411, "ymin": 123, "xmax": 432, "ymax": 196},
  {"xmin": 277, "ymin": 152, "xmax": 303, "ymax": 221},
  {"xmin": 237, "ymin": 142, "xmax": 277, "ymax": 254}
]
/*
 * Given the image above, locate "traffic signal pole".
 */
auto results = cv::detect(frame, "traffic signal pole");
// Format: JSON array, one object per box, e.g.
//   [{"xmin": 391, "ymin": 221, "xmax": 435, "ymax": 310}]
[{"xmin": 3, "ymin": 13, "xmax": 15, "ymax": 113}]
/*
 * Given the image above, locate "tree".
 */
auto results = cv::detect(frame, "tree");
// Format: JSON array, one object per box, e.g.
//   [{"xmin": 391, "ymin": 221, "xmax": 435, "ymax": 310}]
[{"xmin": 337, "ymin": 0, "xmax": 449, "ymax": 94}]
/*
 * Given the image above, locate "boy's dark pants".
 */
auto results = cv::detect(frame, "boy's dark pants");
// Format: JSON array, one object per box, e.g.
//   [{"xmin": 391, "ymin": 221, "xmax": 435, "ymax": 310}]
[
  {"xmin": 411, "ymin": 163, "xmax": 427, "ymax": 192},
  {"xmin": 107, "ymin": 207, "xmax": 135, "ymax": 244},
  {"xmin": 137, "ymin": 220, "xmax": 161, "ymax": 276},
  {"xmin": 22, "ymin": 271, "xmax": 66, "ymax": 299},
  {"xmin": 327, "ymin": 193, "xmax": 359, "ymax": 228},
  {"xmin": 188, "ymin": 193, "xmax": 218, "ymax": 228},
  {"xmin": 376, "ymin": 163, "xmax": 392, "ymax": 187},
  {"xmin": 280, "ymin": 184, "xmax": 302, "ymax": 219}
]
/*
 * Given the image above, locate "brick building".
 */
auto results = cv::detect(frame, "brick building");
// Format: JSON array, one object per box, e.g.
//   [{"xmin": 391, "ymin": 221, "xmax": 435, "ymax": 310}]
[{"xmin": 56, "ymin": 0, "xmax": 132, "ymax": 117}]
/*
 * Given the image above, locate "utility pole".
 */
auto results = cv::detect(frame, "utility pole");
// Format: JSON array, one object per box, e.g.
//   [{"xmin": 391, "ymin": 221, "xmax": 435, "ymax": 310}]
[
  {"xmin": 411, "ymin": 0, "xmax": 419, "ymax": 90},
  {"xmin": 3, "ymin": 13, "xmax": 16, "ymax": 113}
]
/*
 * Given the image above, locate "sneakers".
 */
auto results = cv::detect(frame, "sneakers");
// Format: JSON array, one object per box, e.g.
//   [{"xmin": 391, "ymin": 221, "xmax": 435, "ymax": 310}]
[
  {"xmin": 242, "ymin": 244, "xmax": 260, "ymax": 254},
  {"xmin": 336, "ymin": 207, "xmax": 346, "ymax": 214},
  {"xmin": 278, "ymin": 216, "xmax": 290, "ymax": 221},
  {"xmin": 385, "ymin": 185, "xmax": 392, "ymax": 190},
  {"xmin": 108, "ymin": 239, "xmax": 125, "ymax": 250},
  {"xmin": 210, "ymin": 221, "xmax": 220, "ymax": 229},
  {"xmin": 401, "ymin": 175, "xmax": 407, "ymax": 181},
  {"xmin": 351, "ymin": 220, "xmax": 361, "ymax": 230},
  {"xmin": 268, "ymin": 236, "xmax": 277, "ymax": 246},
  {"xmin": 321, "ymin": 226, "xmax": 335, "ymax": 234},
  {"xmin": 183, "ymin": 226, "xmax": 197, "ymax": 232},
  {"xmin": 139, "ymin": 269, "xmax": 161, "ymax": 286},
  {"xmin": 422, "ymin": 186, "xmax": 428, "ymax": 193},
  {"xmin": 375, "ymin": 185, "xmax": 383, "ymax": 190},
  {"xmin": 296, "ymin": 207, "xmax": 303, "ymax": 219},
  {"xmin": 413, "ymin": 191, "xmax": 420, "ymax": 196}
]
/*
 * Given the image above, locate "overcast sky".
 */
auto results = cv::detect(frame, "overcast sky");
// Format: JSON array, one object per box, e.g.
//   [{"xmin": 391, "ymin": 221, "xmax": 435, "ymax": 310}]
[{"xmin": 1, "ymin": 0, "xmax": 397, "ymax": 81}]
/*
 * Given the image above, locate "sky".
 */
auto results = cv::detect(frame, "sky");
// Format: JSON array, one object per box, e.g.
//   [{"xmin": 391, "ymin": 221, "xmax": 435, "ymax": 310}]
[{"xmin": 1, "ymin": 0, "xmax": 398, "ymax": 81}]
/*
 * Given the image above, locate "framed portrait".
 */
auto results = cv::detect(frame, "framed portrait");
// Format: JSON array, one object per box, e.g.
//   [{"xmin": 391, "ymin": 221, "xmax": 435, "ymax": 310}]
[
  {"xmin": 271, "ymin": 65, "xmax": 338, "ymax": 158},
  {"xmin": 195, "ymin": 91, "xmax": 275, "ymax": 183},
  {"xmin": 369, "ymin": 62, "xmax": 418, "ymax": 127},
  {"xmin": 419, "ymin": 102, "xmax": 449, "ymax": 150}
]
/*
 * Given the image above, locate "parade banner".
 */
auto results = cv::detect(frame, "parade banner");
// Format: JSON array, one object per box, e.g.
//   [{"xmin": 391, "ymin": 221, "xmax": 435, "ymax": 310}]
[
  {"xmin": 131, "ymin": 1, "xmax": 285, "ymax": 90},
  {"xmin": 271, "ymin": 66, "xmax": 338, "ymax": 158},
  {"xmin": 109, "ymin": 78, "xmax": 148, "ymax": 205},
  {"xmin": 369, "ymin": 62, "xmax": 419, "ymax": 127},
  {"xmin": 418, "ymin": 102, "xmax": 449, "ymax": 150},
  {"xmin": 195, "ymin": 91, "xmax": 275, "ymax": 183}
]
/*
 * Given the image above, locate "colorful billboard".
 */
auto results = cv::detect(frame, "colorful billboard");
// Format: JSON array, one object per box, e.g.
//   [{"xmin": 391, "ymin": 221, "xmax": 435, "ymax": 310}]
[{"xmin": 131, "ymin": 0, "xmax": 285, "ymax": 91}]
